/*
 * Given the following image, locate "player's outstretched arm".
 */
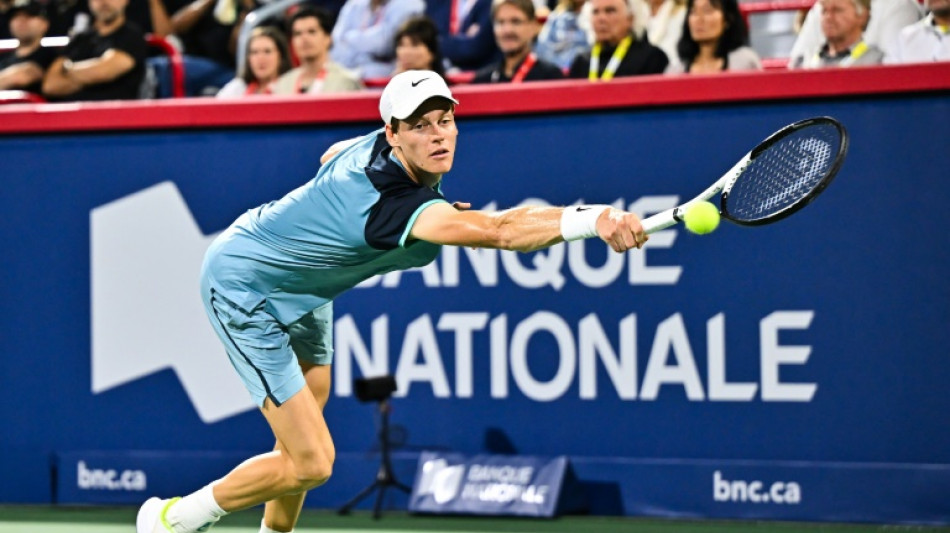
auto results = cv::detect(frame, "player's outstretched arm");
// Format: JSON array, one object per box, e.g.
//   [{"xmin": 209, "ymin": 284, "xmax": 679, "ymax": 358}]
[{"xmin": 408, "ymin": 202, "xmax": 647, "ymax": 253}]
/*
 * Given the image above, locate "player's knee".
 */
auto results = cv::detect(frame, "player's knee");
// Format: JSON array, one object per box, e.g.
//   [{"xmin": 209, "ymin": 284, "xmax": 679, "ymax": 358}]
[{"xmin": 292, "ymin": 451, "xmax": 333, "ymax": 490}]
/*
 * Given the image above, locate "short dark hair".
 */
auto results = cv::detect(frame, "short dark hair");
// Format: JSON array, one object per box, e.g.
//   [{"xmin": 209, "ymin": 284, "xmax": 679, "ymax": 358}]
[
  {"xmin": 676, "ymin": 0, "xmax": 749, "ymax": 64},
  {"xmin": 491, "ymin": 0, "xmax": 536, "ymax": 20},
  {"xmin": 288, "ymin": 5, "xmax": 334, "ymax": 35},
  {"xmin": 394, "ymin": 15, "xmax": 445, "ymax": 77},
  {"xmin": 10, "ymin": 0, "xmax": 48, "ymax": 19},
  {"xmin": 241, "ymin": 26, "xmax": 293, "ymax": 84}
]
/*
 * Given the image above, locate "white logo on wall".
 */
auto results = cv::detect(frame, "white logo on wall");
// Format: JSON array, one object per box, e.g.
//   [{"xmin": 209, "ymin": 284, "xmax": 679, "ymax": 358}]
[
  {"xmin": 416, "ymin": 459, "xmax": 549, "ymax": 506},
  {"xmin": 77, "ymin": 461, "xmax": 147, "ymax": 491},
  {"xmin": 90, "ymin": 183, "xmax": 817, "ymax": 423},
  {"xmin": 90, "ymin": 182, "xmax": 255, "ymax": 423},
  {"xmin": 417, "ymin": 459, "xmax": 465, "ymax": 503}
]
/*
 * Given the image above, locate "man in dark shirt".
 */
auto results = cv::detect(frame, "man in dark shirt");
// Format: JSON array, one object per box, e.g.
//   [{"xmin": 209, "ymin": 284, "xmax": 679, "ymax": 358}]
[
  {"xmin": 0, "ymin": 0, "xmax": 55, "ymax": 93},
  {"xmin": 428, "ymin": 0, "xmax": 500, "ymax": 71},
  {"xmin": 42, "ymin": 0, "xmax": 146, "ymax": 100},
  {"xmin": 166, "ymin": 0, "xmax": 239, "ymax": 69},
  {"xmin": 472, "ymin": 0, "xmax": 564, "ymax": 83},
  {"xmin": 569, "ymin": 0, "xmax": 668, "ymax": 80}
]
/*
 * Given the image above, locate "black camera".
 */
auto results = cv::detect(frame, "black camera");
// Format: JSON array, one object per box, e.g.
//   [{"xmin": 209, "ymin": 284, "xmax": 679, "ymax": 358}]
[{"xmin": 353, "ymin": 375, "xmax": 397, "ymax": 403}]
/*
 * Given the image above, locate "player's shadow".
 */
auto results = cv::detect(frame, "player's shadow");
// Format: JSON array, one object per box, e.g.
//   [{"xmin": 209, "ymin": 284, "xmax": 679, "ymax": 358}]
[
  {"xmin": 484, "ymin": 427, "xmax": 518, "ymax": 454},
  {"xmin": 482, "ymin": 427, "xmax": 622, "ymax": 515}
]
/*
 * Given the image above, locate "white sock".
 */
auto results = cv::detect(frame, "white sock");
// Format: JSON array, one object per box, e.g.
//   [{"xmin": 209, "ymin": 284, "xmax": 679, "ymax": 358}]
[
  {"xmin": 166, "ymin": 484, "xmax": 228, "ymax": 533},
  {"xmin": 260, "ymin": 519, "xmax": 293, "ymax": 533}
]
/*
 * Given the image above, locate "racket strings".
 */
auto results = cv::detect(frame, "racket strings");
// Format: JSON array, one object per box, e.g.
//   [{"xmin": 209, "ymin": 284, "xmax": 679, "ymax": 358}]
[{"xmin": 725, "ymin": 124, "xmax": 840, "ymax": 222}]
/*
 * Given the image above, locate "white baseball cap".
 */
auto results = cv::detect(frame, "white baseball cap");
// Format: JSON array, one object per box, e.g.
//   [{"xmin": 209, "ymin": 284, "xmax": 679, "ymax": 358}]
[{"xmin": 379, "ymin": 70, "xmax": 458, "ymax": 125}]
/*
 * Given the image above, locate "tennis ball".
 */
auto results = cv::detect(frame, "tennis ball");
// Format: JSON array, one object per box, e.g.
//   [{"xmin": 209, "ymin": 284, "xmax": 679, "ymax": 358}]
[{"xmin": 683, "ymin": 201, "xmax": 720, "ymax": 235}]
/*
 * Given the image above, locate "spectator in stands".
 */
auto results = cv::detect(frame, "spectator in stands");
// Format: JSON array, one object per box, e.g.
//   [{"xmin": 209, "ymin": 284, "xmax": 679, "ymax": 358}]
[
  {"xmin": 885, "ymin": 0, "xmax": 950, "ymax": 63},
  {"xmin": 427, "ymin": 0, "xmax": 501, "ymax": 71},
  {"xmin": 169, "ymin": 0, "xmax": 250, "ymax": 69},
  {"xmin": 393, "ymin": 15, "xmax": 445, "ymax": 76},
  {"xmin": 5, "ymin": 0, "xmax": 91, "ymax": 39},
  {"xmin": 330, "ymin": 0, "xmax": 424, "ymax": 79},
  {"xmin": 569, "ymin": 0, "xmax": 667, "ymax": 79},
  {"xmin": 473, "ymin": 0, "xmax": 564, "ymax": 83},
  {"xmin": 0, "ymin": 0, "xmax": 55, "ymax": 93},
  {"xmin": 788, "ymin": 0, "xmax": 921, "ymax": 68},
  {"xmin": 217, "ymin": 25, "xmax": 290, "ymax": 96},
  {"xmin": 790, "ymin": 0, "xmax": 883, "ymax": 68},
  {"xmin": 125, "ymin": 0, "xmax": 173, "ymax": 38},
  {"xmin": 272, "ymin": 6, "xmax": 362, "ymax": 94},
  {"xmin": 631, "ymin": 0, "xmax": 685, "ymax": 69},
  {"xmin": 536, "ymin": 0, "xmax": 590, "ymax": 70},
  {"xmin": 42, "ymin": 0, "xmax": 147, "ymax": 100},
  {"xmin": 667, "ymin": 0, "xmax": 760, "ymax": 73},
  {"xmin": 0, "ymin": 0, "xmax": 13, "ymax": 40}
]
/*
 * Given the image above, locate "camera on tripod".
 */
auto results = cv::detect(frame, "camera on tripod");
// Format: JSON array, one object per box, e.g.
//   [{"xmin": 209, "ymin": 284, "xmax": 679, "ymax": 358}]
[
  {"xmin": 353, "ymin": 375, "xmax": 397, "ymax": 403},
  {"xmin": 339, "ymin": 374, "xmax": 411, "ymax": 519}
]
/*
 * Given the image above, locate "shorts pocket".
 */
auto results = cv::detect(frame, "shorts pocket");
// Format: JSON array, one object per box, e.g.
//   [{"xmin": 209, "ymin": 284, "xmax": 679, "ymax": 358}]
[{"xmin": 213, "ymin": 296, "xmax": 287, "ymax": 350}]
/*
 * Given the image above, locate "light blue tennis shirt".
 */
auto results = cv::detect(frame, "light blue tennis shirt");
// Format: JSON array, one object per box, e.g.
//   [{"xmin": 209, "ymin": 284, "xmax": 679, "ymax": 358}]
[{"xmin": 201, "ymin": 129, "xmax": 448, "ymax": 325}]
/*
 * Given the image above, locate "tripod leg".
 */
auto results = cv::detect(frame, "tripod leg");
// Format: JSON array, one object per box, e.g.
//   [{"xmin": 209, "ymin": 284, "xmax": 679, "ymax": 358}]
[
  {"xmin": 393, "ymin": 479, "xmax": 412, "ymax": 494},
  {"xmin": 338, "ymin": 481, "xmax": 380, "ymax": 515},
  {"xmin": 373, "ymin": 485, "xmax": 388, "ymax": 520}
]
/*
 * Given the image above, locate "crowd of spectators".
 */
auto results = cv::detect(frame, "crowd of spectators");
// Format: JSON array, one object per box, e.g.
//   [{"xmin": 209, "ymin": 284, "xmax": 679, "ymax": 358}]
[{"xmin": 0, "ymin": 0, "xmax": 947, "ymax": 101}]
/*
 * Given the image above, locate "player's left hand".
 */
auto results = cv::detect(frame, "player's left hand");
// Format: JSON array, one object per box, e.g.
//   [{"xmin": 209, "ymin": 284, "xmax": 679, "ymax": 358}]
[{"xmin": 596, "ymin": 208, "xmax": 648, "ymax": 252}]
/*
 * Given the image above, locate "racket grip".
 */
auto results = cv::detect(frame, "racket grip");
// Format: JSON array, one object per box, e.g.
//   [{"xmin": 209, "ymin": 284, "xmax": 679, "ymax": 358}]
[{"xmin": 641, "ymin": 208, "xmax": 681, "ymax": 234}]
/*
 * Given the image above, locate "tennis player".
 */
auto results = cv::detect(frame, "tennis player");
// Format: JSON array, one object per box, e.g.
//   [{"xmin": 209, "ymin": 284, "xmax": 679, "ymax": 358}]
[{"xmin": 136, "ymin": 70, "xmax": 648, "ymax": 533}]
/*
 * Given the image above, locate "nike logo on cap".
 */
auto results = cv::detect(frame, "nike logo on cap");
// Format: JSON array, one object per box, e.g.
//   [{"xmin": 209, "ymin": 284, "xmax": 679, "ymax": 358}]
[{"xmin": 411, "ymin": 77, "xmax": 430, "ymax": 87}]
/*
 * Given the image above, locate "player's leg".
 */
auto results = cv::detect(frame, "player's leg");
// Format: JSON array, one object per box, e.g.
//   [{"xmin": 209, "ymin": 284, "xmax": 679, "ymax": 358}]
[
  {"xmin": 262, "ymin": 363, "xmax": 332, "ymax": 533},
  {"xmin": 261, "ymin": 305, "xmax": 336, "ymax": 533},
  {"xmin": 206, "ymin": 297, "xmax": 335, "ymax": 509},
  {"xmin": 138, "ymin": 372, "xmax": 334, "ymax": 533},
  {"xmin": 137, "ymin": 294, "xmax": 335, "ymax": 533}
]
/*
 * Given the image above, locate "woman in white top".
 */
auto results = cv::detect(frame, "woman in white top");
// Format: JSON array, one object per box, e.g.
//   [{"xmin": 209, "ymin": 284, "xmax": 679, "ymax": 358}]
[
  {"xmin": 217, "ymin": 26, "xmax": 292, "ymax": 98},
  {"xmin": 668, "ymin": 0, "xmax": 762, "ymax": 73},
  {"xmin": 631, "ymin": 0, "xmax": 687, "ymax": 68}
]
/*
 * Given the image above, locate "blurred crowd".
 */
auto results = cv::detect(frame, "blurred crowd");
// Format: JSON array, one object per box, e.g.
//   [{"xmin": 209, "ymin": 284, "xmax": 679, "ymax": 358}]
[{"xmin": 0, "ymin": 0, "xmax": 946, "ymax": 101}]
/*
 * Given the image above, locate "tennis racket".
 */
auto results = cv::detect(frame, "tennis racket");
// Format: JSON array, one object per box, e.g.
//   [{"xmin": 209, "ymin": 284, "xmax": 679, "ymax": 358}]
[{"xmin": 641, "ymin": 116, "xmax": 849, "ymax": 234}]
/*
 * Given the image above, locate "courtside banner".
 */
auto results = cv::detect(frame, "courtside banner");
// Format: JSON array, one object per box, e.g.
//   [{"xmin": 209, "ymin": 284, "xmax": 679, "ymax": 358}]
[
  {"xmin": 570, "ymin": 459, "xmax": 950, "ymax": 524},
  {"xmin": 409, "ymin": 452, "xmax": 585, "ymax": 517},
  {"xmin": 54, "ymin": 451, "xmax": 249, "ymax": 505}
]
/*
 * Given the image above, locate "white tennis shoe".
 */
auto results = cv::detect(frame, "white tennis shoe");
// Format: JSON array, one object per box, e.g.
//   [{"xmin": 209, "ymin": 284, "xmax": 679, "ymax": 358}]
[{"xmin": 136, "ymin": 496, "xmax": 178, "ymax": 533}]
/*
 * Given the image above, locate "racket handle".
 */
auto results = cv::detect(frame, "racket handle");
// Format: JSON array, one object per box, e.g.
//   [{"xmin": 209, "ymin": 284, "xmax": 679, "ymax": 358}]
[
  {"xmin": 639, "ymin": 168, "xmax": 731, "ymax": 234},
  {"xmin": 641, "ymin": 207, "xmax": 682, "ymax": 234}
]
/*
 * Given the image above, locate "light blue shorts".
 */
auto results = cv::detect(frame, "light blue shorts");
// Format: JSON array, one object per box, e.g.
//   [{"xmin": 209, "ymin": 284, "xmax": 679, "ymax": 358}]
[{"xmin": 203, "ymin": 289, "xmax": 333, "ymax": 408}]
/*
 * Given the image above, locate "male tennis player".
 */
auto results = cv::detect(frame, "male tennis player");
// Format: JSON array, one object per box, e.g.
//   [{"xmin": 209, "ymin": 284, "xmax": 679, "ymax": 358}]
[{"xmin": 136, "ymin": 70, "xmax": 648, "ymax": 533}]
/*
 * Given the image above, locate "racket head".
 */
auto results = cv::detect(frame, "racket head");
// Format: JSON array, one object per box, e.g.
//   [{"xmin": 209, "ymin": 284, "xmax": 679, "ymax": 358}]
[{"xmin": 720, "ymin": 117, "xmax": 848, "ymax": 226}]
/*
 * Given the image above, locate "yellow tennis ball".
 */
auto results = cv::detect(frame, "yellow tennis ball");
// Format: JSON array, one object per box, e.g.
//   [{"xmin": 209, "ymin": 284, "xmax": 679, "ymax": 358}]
[{"xmin": 683, "ymin": 201, "xmax": 721, "ymax": 235}]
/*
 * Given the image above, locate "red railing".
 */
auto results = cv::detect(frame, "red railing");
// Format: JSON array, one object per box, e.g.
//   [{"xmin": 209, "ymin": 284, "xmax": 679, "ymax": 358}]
[
  {"xmin": 738, "ymin": 0, "xmax": 815, "ymax": 22},
  {"xmin": 737, "ymin": 0, "xmax": 817, "ymax": 69},
  {"xmin": 1, "ymin": 63, "xmax": 946, "ymax": 135},
  {"xmin": 146, "ymin": 34, "xmax": 186, "ymax": 98}
]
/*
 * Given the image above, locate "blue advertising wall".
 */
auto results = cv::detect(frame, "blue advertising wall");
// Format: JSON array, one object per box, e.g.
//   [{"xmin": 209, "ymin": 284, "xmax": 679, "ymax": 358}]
[{"xmin": 1, "ymin": 87, "xmax": 948, "ymax": 524}]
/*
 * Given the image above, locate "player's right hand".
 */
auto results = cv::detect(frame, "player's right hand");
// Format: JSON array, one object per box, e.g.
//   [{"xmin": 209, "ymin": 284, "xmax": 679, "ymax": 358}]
[{"xmin": 596, "ymin": 208, "xmax": 648, "ymax": 252}]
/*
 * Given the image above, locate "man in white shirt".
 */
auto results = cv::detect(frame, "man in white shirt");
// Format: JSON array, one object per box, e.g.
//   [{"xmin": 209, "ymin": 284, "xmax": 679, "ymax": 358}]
[
  {"xmin": 884, "ymin": 0, "xmax": 950, "ymax": 63},
  {"xmin": 788, "ymin": 0, "xmax": 922, "ymax": 67},
  {"xmin": 330, "ymin": 0, "xmax": 425, "ymax": 79}
]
